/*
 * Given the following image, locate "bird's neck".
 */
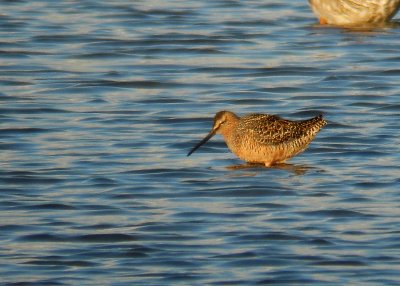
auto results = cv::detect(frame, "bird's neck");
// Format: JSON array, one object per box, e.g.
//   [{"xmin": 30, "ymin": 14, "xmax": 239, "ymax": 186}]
[{"xmin": 219, "ymin": 119, "xmax": 239, "ymax": 143}]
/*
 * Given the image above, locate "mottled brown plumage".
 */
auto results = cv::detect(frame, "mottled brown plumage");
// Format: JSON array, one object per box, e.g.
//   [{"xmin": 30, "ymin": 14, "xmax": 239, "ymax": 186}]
[{"xmin": 187, "ymin": 111, "xmax": 327, "ymax": 167}]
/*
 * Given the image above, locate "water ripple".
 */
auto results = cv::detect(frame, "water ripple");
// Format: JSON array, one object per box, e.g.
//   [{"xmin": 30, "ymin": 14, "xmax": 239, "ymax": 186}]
[{"xmin": 1, "ymin": 0, "xmax": 400, "ymax": 285}]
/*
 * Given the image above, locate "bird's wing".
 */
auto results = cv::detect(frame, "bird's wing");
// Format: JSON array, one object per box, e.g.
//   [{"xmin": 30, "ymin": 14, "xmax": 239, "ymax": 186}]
[{"xmin": 238, "ymin": 114, "xmax": 308, "ymax": 146}]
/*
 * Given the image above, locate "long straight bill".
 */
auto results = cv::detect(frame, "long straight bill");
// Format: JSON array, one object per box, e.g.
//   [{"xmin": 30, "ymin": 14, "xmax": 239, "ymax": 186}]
[{"xmin": 187, "ymin": 131, "xmax": 216, "ymax": 156}]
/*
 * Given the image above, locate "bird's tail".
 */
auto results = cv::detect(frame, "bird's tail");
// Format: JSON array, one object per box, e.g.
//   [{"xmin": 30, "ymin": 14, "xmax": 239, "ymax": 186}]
[{"xmin": 302, "ymin": 113, "xmax": 327, "ymax": 133}]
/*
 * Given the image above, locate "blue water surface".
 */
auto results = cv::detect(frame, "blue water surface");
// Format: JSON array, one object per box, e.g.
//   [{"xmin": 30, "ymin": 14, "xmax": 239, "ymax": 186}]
[{"xmin": 1, "ymin": 1, "xmax": 400, "ymax": 285}]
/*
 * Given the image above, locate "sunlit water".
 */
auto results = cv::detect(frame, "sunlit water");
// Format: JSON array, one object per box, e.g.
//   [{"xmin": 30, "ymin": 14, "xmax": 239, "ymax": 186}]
[{"xmin": 1, "ymin": 1, "xmax": 400, "ymax": 285}]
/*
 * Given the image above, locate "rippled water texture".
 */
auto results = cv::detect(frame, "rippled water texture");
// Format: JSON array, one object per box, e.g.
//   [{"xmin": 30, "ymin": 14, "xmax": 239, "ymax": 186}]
[{"xmin": 1, "ymin": 1, "xmax": 400, "ymax": 285}]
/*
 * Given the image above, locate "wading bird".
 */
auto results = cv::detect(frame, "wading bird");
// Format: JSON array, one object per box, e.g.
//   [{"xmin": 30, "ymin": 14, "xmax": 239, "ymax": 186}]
[
  {"xmin": 187, "ymin": 111, "xmax": 327, "ymax": 167},
  {"xmin": 309, "ymin": 0, "xmax": 400, "ymax": 26}
]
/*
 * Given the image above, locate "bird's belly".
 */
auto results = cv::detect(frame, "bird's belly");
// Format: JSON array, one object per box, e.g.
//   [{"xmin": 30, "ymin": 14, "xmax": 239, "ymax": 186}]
[
  {"xmin": 228, "ymin": 141, "xmax": 285, "ymax": 165},
  {"xmin": 228, "ymin": 137, "xmax": 312, "ymax": 166}
]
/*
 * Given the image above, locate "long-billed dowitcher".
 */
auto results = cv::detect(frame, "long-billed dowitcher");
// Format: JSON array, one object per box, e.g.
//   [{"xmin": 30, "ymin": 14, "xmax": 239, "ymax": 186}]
[
  {"xmin": 187, "ymin": 111, "xmax": 327, "ymax": 167},
  {"xmin": 309, "ymin": 0, "xmax": 400, "ymax": 26}
]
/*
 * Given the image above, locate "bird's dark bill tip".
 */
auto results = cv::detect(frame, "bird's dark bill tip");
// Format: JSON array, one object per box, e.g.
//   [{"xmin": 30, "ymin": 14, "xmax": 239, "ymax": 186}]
[{"xmin": 187, "ymin": 149, "xmax": 195, "ymax": 156}]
